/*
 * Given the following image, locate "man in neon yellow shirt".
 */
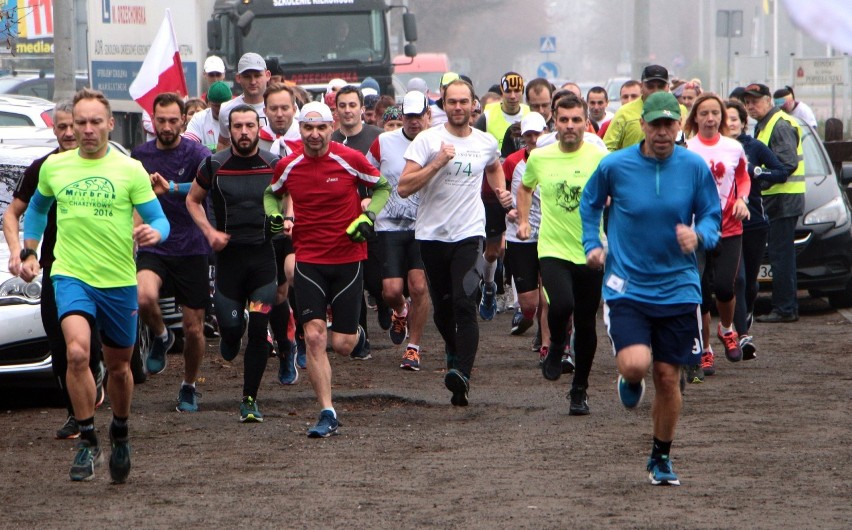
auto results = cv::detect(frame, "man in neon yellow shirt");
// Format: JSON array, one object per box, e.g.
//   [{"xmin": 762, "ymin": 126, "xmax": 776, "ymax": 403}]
[
  {"xmin": 517, "ymin": 94, "xmax": 606, "ymax": 415},
  {"xmin": 21, "ymin": 89, "xmax": 170, "ymax": 484}
]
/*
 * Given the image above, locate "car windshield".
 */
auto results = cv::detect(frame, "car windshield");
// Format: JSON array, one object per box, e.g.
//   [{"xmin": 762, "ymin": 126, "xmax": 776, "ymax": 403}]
[{"xmin": 801, "ymin": 127, "xmax": 831, "ymax": 176}]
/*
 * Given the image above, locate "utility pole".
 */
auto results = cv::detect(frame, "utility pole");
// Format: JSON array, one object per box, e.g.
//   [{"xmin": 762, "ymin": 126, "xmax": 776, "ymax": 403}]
[
  {"xmin": 632, "ymin": 0, "xmax": 650, "ymax": 77},
  {"xmin": 53, "ymin": 0, "xmax": 76, "ymax": 102}
]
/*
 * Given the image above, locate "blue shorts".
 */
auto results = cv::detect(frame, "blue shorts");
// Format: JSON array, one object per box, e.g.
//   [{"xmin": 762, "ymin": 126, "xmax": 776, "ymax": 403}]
[
  {"xmin": 603, "ymin": 298, "xmax": 702, "ymax": 366},
  {"xmin": 53, "ymin": 275, "xmax": 138, "ymax": 348}
]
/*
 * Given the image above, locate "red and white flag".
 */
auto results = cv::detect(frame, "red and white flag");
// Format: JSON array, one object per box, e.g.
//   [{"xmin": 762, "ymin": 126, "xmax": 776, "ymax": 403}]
[{"xmin": 128, "ymin": 9, "xmax": 187, "ymax": 116}]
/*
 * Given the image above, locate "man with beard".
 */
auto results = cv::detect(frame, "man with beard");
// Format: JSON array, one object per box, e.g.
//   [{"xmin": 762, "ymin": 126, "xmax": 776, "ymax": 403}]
[
  {"xmin": 217, "ymin": 53, "xmax": 271, "ymax": 152},
  {"xmin": 187, "ymin": 105, "xmax": 281, "ymax": 423},
  {"xmin": 131, "ymin": 93, "xmax": 213, "ymax": 413},
  {"xmin": 399, "ymin": 79, "xmax": 512, "ymax": 406}
]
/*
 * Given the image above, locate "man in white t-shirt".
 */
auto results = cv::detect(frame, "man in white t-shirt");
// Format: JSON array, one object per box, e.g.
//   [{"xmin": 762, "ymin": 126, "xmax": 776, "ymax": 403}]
[
  {"xmin": 184, "ymin": 81, "xmax": 232, "ymax": 151},
  {"xmin": 399, "ymin": 79, "xmax": 512, "ymax": 407},
  {"xmin": 216, "ymin": 52, "xmax": 271, "ymax": 152}
]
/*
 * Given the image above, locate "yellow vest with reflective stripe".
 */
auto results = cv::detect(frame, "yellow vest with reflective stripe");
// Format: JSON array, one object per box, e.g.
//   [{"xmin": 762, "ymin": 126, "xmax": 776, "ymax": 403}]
[
  {"xmin": 756, "ymin": 110, "xmax": 806, "ymax": 195},
  {"xmin": 484, "ymin": 102, "xmax": 529, "ymax": 151}
]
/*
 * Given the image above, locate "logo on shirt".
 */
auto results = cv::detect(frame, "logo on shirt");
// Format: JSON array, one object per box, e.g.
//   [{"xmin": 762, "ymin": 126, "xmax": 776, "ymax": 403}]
[
  {"xmin": 60, "ymin": 177, "xmax": 116, "ymax": 217},
  {"xmin": 326, "ymin": 177, "xmax": 339, "ymax": 183},
  {"xmin": 554, "ymin": 181, "xmax": 582, "ymax": 213}
]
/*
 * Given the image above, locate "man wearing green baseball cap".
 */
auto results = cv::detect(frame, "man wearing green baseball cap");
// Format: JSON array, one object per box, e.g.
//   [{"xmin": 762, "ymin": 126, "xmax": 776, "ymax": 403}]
[
  {"xmin": 185, "ymin": 81, "xmax": 233, "ymax": 151},
  {"xmin": 580, "ymin": 89, "xmax": 720, "ymax": 486}
]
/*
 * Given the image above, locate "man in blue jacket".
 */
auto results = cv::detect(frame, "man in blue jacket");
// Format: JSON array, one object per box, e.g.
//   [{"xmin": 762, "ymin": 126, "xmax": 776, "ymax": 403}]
[{"xmin": 580, "ymin": 92, "xmax": 720, "ymax": 486}]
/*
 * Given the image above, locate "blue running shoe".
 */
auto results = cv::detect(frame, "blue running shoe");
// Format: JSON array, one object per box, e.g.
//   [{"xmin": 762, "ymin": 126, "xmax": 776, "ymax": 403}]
[
  {"xmin": 295, "ymin": 336, "xmax": 307, "ymax": 369},
  {"xmin": 617, "ymin": 375, "xmax": 645, "ymax": 409},
  {"xmin": 69, "ymin": 441, "xmax": 103, "ymax": 481},
  {"xmin": 349, "ymin": 326, "xmax": 371, "ymax": 360},
  {"xmin": 647, "ymin": 455, "xmax": 680, "ymax": 486},
  {"xmin": 240, "ymin": 396, "xmax": 263, "ymax": 423},
  {"xmin": 278, "ymin": 346, "xmax": 299, "ymax": 385},
  {"xmin": 510, "ymin": 309, "xmax": 534, "ymax": 336},
  {"xmin": 445, "ymin": 369, "xmax": 469, "ymax": 407},
  {"xmin": 479, "ymin": 280, "xmax": 497, "ymax": 321},
  {"xmin": 307, "ymin": 410, "xmax": 339, "ymax": 438},
  {"xmin": 146, "ymin": 328, "xmax": 174, "ymax": 375},
  {"xmin": 176, "ymin": 384, "xmax": 200, "ymax": 412}
]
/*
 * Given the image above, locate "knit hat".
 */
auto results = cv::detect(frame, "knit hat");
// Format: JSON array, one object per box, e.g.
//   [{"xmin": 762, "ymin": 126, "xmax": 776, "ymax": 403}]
[{"xmin": 206, "ymin": 82, "xmax": 232, "ymax": 103}]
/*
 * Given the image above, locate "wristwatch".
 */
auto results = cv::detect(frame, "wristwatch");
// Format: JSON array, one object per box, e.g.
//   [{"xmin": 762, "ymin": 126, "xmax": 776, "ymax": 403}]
[
  {"xmin": 20, "ymin": 248, "xmax": 37, "ymax": 261},
  {"xmin": 283, "ymin": 216, "xmax": 295, "ymax": 223},
  {"xmin": 753, "ymin": 166, "xmax": 763, "ymax": 176}
]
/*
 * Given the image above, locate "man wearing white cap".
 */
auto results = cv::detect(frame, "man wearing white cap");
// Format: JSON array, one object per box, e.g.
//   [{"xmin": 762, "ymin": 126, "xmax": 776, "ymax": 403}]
[
  {"xmin": 216, "ymin": 52, "xmax": 271, "ymax": 152},
  {"xmin": 264, "ymin": 102, "xmax": 391, "ymax": 438},
  {"xmin": 517, "ymin": 94, "xmax": 606, "ymax": 416},
  {"xmin": 202, "ymin": 56, "xmax": 226, "ymax": 95},
  {"xmin": 399, "ymin": 79, "xmax": 512, "ymax": 407},
  {"xmin": 366, "ymin": 91, "xmax": 432, "ymax": 371}
]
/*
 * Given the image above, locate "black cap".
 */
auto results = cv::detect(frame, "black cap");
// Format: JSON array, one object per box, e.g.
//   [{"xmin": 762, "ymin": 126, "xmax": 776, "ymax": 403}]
[
  {"xmin": 743, "ymin": 83, "xmax": 771, "ymax": 98},
  {"xmin": 729, "ymin": 86, "xmax": 746, "ymax": 100},
  {"xmin": 641, "ymin": 65, "xmax": 669, "ymax": 83}
]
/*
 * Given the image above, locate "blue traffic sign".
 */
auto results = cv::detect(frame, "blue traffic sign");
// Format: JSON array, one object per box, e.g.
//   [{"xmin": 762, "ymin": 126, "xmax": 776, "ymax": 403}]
[
  {"xmin": 537, "ymin": 62, "xmax": 559, "ymax": 79},
  {"xmin": 540, "ymin": 36, "xmax": 557, "ymax": 54}
]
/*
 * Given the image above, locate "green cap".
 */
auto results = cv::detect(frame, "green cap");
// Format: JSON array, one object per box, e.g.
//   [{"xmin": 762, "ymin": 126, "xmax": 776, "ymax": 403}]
[
  {"xmin": 440, "ymin": 72, "xmax": 460, "ymax": 87},
  {"xmin": 206, "ymin": 81, "xmax": 232, "ymax": 103},
  {"xmin": 642, "ymin": 92, "xmax": 681, "ymax": 123}
]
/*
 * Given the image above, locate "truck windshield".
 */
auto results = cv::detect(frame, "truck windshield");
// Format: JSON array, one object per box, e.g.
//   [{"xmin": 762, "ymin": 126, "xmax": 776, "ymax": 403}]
[{"xmin": 241, "ymin": 12, "xmax": 387, "ymax": 65}]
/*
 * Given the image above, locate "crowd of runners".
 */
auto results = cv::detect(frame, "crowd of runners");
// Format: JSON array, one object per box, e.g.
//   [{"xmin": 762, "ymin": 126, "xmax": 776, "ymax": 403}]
[{"xmin": 3, "ymin": 49, "xmax": 811, "ymax": 488}]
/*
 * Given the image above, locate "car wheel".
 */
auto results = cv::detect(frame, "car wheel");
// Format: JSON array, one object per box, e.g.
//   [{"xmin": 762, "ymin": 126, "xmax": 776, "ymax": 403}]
[{"xmin": 827, "ymin": 283, "xmax": 852, "ymax": 309}]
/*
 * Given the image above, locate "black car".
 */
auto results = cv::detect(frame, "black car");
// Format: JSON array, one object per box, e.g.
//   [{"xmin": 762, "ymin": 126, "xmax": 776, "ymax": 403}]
[{"xmin": 759, "ymin": 122, "xmax": 852, "ymax": 308}]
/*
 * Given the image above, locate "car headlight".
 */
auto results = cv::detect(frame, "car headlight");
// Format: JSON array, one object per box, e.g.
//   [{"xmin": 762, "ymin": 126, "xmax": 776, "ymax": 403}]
[
  {"xmin": 0, "ymin": 275, "xmax": 42, "ymax": 305},
  {"xmin": 804, "ymin": 196, "xmax": 849, "ymax": 228}
]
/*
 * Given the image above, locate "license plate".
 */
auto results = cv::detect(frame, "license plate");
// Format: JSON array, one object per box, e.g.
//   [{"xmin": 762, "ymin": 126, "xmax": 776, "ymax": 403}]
[{"xmin": 758, "ymin": 264, "xmax": 773, "ymax": 282}]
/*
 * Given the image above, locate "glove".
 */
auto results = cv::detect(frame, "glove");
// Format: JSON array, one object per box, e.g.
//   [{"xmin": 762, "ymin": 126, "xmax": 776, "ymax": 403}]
[
  {"xmin": 346, "ymin": 211, "xmax": 376, "ymax": 243},
  {"xmin": 265, "ymin": 214, "xmax": 284, "ymax": 239}
]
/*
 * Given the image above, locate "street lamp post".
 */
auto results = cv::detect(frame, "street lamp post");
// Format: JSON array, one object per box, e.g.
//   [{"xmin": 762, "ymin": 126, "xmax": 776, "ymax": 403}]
[{"xmin": 717, "ymin": 9, "xmax": 743, "ymax": 96}]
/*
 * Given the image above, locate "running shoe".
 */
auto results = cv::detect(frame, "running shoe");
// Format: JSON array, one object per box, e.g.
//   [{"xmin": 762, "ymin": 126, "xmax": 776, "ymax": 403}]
[
  {"xmin": 278, "ymin": 345, "xmax": 299, "ymax": 385},
  {"xmin": 56, "ymin": 416, "xmax": 80, "ymax": 440},
  {"xmin": 532, "ymin": 327, "xmax": 542, "ymax": 352},
  {"xmin": 617, "ymin": 375, "xmax": 645, "ymax": 409},
  {"xmin": 444, "ymin": 369, "xmax": 469, "ymax": 407},
  {"xmin": 684, "ymin": 363, "xmax": 705, "ymax": 384},
  {"xmin": 109, "ymin": 436, "xmax": 132, "ymax": 484},
  {"xmin": 510, "ymin": 309, "xmax": 534, "ymax": 336},
  {"xmin": 701, "ymin": 350, "xmax": 716, "ymax": 376},
  {"xmin": 717, "ymin": 324, "xmax": 743, "ymax": 362},
  {"xmin": 94, "ymin": 361, "xmax": 106, "ymax": 408},
  {"xmin": 176, "ymin": 384, "xmax": 200, "ymax": 412},
  {"xmin": 541, "ymin": 343, "xmax": 564, "ymax": 381},
  {"xmin": 478, "ymin": 280, "xmax": 497, "ymax": 321},
  {"xmin": 755, "ymin": 310, "xmax": 798, "ymax": 323},
  {"xmin": 647, "ymin": 455, "xmax": 680, "ymax": 486},
  {"xmin": 388, "ymin": 306, "xmax": 409, "ymax": 345},
  {"xmin": 69, "ymin": 440, "xmax": 103, "ymax": 481},
  {"xmin": 400, "ymin": 346, "xmax": 420, "ymax": 371},
  {"xmin": 146, "ymin": 328, "xmax": 174, "ymax": 375},
  {"xmin": 307, "ymin": 410, "xmax": 339, "ymax": 438},
  {"xmin": 239, "ymin": 396, "xmax": 263, "ymax": 423},
  {"xmin": 377, "ymin": 303, "xmax": 392, "ymax": 331},
  {"xmin": 349, "ymin": 326, "xmax": 372, "ymax": 360},
  {"xmin": 295, "ymin": 335, "xmax": 307, "ymax": 369},
  {"xmin": 561, "ymin": 353, "xmax": 575, "ymax": 374},
  {"xmin": 495, "ymin": 293, "xmax": 509, "ymax": 314},
  {"xmin": 568, "ymin": 386, "xmax": 590, "ymax": 416},
  {"xmin": 739, "ymin": 335, "xmax": 757, "ymax": 361}
]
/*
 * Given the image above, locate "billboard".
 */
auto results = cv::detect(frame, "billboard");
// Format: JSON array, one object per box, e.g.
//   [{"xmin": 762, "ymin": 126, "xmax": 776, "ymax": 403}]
[{"xmin": 1, "ymin": 0, "xmax": 55, "ymax": 56}]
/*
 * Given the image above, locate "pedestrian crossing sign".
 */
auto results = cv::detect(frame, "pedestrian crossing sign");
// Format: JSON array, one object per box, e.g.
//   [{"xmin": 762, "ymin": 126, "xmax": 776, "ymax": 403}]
[{"xmin": 540, "ymin": 36, "xmax": 556, "ymax": 54}]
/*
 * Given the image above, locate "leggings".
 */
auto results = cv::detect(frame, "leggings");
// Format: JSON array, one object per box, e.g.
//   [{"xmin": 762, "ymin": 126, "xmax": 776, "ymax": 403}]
[
  {"xmin": 419, "ymin": 237, "xmax": 484, "ymax": 379},
  {"xmin": 734, "ymin": 226, "xmax": 769, "ymax": 335},
  {"xmin": 701, "ymin": 235, "xmax": 742, "ymax": 313},
  {"xmin": 539, "ymin": 258, "xmax": 603, "ymax": 389}
]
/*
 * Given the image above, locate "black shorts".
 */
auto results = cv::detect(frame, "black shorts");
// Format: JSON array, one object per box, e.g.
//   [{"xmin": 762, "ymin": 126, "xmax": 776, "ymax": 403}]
[
  {"xmin": 484, "ymin": 201, "xmax": 507, "ymax": 240},
  {"xmin": 378, "ymin": 230, "xmax": 424, "ymax": 279},
  {"xmin": 603, "ymin": 299, "xmax": 702, "ymax": 367},
  {"xmin": 272, "ymin": 236, "xmax": 294, "ymax": 286},
  {"xmin": 505, "ymin": 241, "xmax": 539, "ymax": 293},
  {"xmin": 294, "ymin": 261, "xmax": 363, "ymax": 334},
  {"xmin": 136, "ymin": 252, "xmax": 209, "ymax": 309}
]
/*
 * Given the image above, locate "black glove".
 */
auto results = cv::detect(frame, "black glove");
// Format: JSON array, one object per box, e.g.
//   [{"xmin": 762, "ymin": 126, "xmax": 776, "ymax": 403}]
[
  {"xmin": 346, "ymin": 211, "xmax": 376, "ymax": 243},
  {"xmin": 265, "ymin": 214, "xmax": 284, "ymax": 239}
]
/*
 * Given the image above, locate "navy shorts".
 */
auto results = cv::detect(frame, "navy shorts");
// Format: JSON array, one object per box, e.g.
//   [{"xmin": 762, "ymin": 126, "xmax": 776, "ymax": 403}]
[
  {"xmin": 294, "ymin": 261, "xmax": 363, "ymax": 334},
  {"xmin": 53, "ymin": 275, "xmax": 138, "ymax": 349},
  {"xmin": 603, "ymin": 298, "xmax": 703, "ymax": 366}
]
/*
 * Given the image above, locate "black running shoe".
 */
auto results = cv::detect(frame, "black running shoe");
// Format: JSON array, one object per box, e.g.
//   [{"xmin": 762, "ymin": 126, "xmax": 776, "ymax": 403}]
[
  {"xmin": 568, "ymin": 387, "xmax": 590, "ymax": 416},
  {"xmin": 109, "ymin": 437, "xmax": 132, "ymax": 484},
  {"xmin": 56, "ymin": 416, "xmax": 80, "ymax": 440},
  {"xmin": 444, "ymin": 369, "xmax": 469, "ymax": 407}
]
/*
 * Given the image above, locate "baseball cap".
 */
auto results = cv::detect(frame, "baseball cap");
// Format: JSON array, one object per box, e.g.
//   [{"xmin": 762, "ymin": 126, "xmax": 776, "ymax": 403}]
[
  {"xmin": 440, "ymin": 72, "xmax": 460, "ymax": 87},
  {"xmin": 402, "ymin": 91, "xmax": 428, "ymax": 115},
  {"xmin": 520, "ymin": 112, "xmax": 547, "ymax": 135},
  {"xmin": 237, "ymin": 52, "xmax": 266, "ymax": 74},
  {"xmin": 361, "ymin": 87, "xmax": 379, "ymax": 98},
  {"xmin": 204, "ymin": 55, "xmax": 225, "ymax": 74},
  {"xmin": 743, "ymin": 83, "xmax": 771, "ymax": 98},
  {"xmin": 326, "ymin": 78, "xmax": 347, "ymax": 94},
  {"xmin": 206, "ymin": 81, "xmax": 232, "ymax": 103},
  {"xmin": 641, "ymin": 92, "xmax": 681, "ymax": 122},
  {"xmin": 297, "ymin": 101, "xmax": 334, "ymax": 122},
  {"xmin": 407, "ymin": 77, "xmax": 428, "ymax": 95},
  {"xmin": 641, "ymin": 64, "xmax": 669, "ymax": 83}
]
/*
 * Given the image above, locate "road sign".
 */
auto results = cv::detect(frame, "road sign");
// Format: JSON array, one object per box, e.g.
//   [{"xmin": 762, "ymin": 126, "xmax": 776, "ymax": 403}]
[
  {"xmin": 537, "ymin": 62, "xmax": 559, "ymax": 79},
  {"xmin": 539, "ymin": 36, "xmax": 556, "ymax": 54},
  {"xmin": 793, "ymin": 57, "xmax": 850, "ymax": 86}
]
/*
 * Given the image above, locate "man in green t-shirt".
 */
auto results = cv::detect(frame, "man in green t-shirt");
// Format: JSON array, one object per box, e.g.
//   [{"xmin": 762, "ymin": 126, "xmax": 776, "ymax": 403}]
[
  {"xmin": 517, "ymin": 94, "xmax": 606, "ymax": 415},
  {"xmin": 21, "ymin": 89, "xmax": 170, "ymax": 484}
]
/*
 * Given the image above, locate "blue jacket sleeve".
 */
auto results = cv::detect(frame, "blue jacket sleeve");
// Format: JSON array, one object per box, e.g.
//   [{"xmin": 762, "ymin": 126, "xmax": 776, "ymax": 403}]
[
  {"xmin": 693, "ymin": 165, "xmax": 722, "ymax": 251},
  {"xmin": 22, "ymin": 189, "xmax": 54, "ymax": 241},
  {"xmin": 580, "ymin": 165, "xmax": 608, "ymax": 254},
  {"xmin": 136, "ymin": 198, "xmax": 171, "ymax": 243}
]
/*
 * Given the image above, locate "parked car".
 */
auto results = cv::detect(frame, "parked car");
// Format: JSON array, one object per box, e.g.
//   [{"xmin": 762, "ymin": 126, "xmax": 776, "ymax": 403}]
[
  {"xmin": 0, "ymin": 74, "xmax": 89, "ymax": 101},
  {"xmin": 0, "ymin": 94, "xmax": 55, "ymax": 127},
  {"xmin": 759, "ymin": 121, "xmax": 852, "ymax": 308}
]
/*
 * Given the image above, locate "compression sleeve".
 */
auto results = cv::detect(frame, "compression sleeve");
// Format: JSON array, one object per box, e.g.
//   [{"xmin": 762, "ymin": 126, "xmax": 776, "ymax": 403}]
[
  {"xmin": 263, "ymin": 185, "xmax": 283, "ymax": 217},
  {"xmin": 364, "ymin": 175, "xmax": 391, "ymax": 217},
  {"xmin": 136, "ymin": 198, "xmax": 171, "ymax": 243},
  {"xmin": 22, "ymin": 189, "xmax": 54, "ymax": 241}
]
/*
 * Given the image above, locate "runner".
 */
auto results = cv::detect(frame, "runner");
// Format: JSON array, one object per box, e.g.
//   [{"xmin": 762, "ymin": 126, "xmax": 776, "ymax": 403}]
[{"xmin": 22, "ymin": 88, "xmax": 170, "ymax": 483}]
